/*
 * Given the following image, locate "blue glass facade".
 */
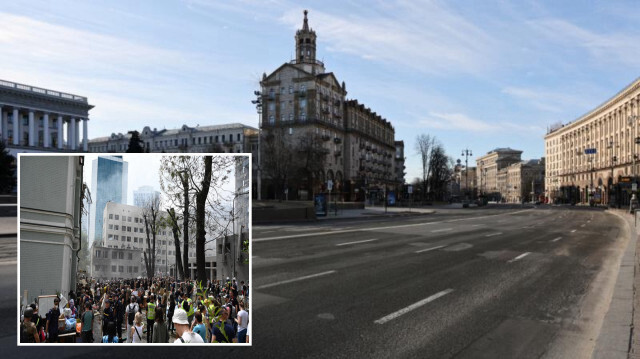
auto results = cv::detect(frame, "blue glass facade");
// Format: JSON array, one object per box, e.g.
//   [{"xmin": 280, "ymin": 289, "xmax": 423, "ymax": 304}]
[{"xmin": 90, "ymin": 156, "xmax": 127, "ymax": 244}]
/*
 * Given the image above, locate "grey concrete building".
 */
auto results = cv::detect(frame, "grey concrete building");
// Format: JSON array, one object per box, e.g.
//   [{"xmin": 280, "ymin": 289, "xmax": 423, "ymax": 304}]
[
  {"xmin": 0, "ymin": 79, "xmax": 93, "ymax": 156},
  {"xmin": 91, "ymin": 245, "xmax": 143, "ymax": 280},
  {"xmin": 258, "ymin": 10, "xmax": 405, "ymax": 201},
  {"xmin": 20, "ymin": 156, "xmax": 84, "ymax": 303},
  {"xmin": 88, "ymin": 123, "xmax": 258, "ymax": 154}
]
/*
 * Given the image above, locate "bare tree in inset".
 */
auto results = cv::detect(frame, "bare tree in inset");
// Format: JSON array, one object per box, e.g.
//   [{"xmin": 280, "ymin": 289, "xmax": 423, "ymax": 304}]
[
  {"xmin": 142, "ymin": 195, "xmax": 164, "ymax": 280},
  {"xmin": 415, "ymin": 134, "xmax": 435, "ymax": 201}
]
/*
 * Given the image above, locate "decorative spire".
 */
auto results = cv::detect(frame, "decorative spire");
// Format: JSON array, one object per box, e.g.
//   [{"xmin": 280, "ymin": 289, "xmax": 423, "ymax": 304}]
[{"xmin": 302, "ymin": 10, "xmax": 309, "ymax": 31}]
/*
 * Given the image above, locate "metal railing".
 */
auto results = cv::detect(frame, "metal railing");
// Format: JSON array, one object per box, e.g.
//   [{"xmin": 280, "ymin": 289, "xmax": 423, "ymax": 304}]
[{"xmin": 0, "ymin": 79, "xmax": 87, "ymax": 103}]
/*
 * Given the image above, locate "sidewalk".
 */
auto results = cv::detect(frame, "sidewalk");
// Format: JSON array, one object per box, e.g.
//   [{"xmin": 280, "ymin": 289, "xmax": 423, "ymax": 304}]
[
  {"xmin": 316, "ymin": 205, "xmax": 435, "ymax": 220},
  {"xmin": 593, "ymin": 209, "xmax": 637, "ymax": 359}
]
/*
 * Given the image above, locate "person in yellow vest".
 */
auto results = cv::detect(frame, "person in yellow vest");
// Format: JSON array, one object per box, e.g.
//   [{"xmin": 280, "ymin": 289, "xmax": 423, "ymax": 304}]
[
  {"xmin": 181, "ymin": 292, "xmax": 194, "ymax": 326},
  {"xmin": 146, "ymin": 294, "xmax": 156, "ymax": 343}
]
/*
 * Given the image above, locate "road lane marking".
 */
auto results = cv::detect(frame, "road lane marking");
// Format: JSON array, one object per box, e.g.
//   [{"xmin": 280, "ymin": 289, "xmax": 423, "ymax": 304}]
[
  {"xmin": 374, "ymin": 289, "xmax": 454, "ymax": 324},
  {"xmin": 255, "ymin": 209, "xmax": 534, "ymax": 242},
  {"xmin": 431, "ymin": 228, "xmax": 452, "ymax": 233},
  {"xmin": 580, "ymin": 224, "xmax": 586, "ymax": 227},
  {"xmin": 485, "ymin": 232, "xmax": 503, "ymax": 237},
  {"xmin": 336, "ymin": 238, "xmax": 378, "ymax": 246},
  {"xmin": 509, "ymin": 252, "xmax": 531, "ymax": 263},
  {"xmin": 256, "ymin": 270, "xmax": 337, "ymax": 290},
  {"xmin": 415, "ymin": 245, "xmax": 446, "ymax": 253},
  {"xmin": 571, "ymin": 229, "xmax": 577, "ymax": 233},
  {"xmin": 551, "ymin": 237, "xmax": 562, "ymax": 242}
]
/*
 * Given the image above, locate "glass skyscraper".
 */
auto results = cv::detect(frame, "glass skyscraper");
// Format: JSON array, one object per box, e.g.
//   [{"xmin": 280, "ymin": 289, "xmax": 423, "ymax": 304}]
[{"xmin": 89, "ymin": 156, "xmax": 128, "ymax": 245}]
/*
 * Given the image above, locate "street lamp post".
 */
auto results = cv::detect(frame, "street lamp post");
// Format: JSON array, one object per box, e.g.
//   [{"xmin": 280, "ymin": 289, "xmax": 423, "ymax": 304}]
[
  {"xmin": 251, "ymin": 91, "xmax": 263, "ymax": 201},
  {"xmin": 461, "ymin": 148, "xmax": 472, "ymax": 198}
]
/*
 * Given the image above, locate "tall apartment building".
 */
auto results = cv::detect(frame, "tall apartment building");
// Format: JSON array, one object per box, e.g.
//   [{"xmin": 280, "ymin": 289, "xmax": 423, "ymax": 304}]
[
  {"xmin": 89, "ymin": 156, "xmax": 128, "ymax": 245},
  {"xmin": 20, "ymin": 156, "xmax": 84, "ymax": 303},
  {"xmin": 258, "ymin": 10, "xmax": 405, "ymax": 201},
  {"xmin": 545, "ymin": 77, "xmax": 640, "ymax": 205},
  {"xmin": 133, "ymin": 185, "xmax": 160, "ymax": 208},
  {"xmin": 89, "ymin": 123, "xmax": 258, "ymax": 154},
  {"xmin": 0, "ymin": 79, "xmax": 93, "ymax": 156}
]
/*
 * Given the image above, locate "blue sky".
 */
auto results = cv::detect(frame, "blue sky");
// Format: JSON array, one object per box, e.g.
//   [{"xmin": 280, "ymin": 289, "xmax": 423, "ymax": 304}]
[{"xmin": 2, "ymin": 0, "xmax": 639, "ymax": 181}]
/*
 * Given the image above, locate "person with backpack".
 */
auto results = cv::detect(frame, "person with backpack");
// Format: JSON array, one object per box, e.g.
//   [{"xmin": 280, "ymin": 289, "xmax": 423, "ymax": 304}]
[
  {"xmin": 125, "ymin": 296, "xmax": 139, "ymax": 343},
  {"xmin": 80, "ymin": 302, "xmax": 94, "ymax": 343},
  {"xmin": 102, "ymin": 321, "xmax": 118, "ymax": 343},
  {"xmin": 21, "ymin": 307, "xmax": 40, "ymax": 343}
]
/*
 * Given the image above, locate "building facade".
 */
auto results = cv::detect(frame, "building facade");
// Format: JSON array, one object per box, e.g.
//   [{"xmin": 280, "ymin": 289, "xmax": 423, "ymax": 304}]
[
  {"xmin": 20, "ymin": 156, "xmax": 84, "ymax": 303},
  {"xmin": 89, "ymin": 156, "xmax": 128, "ymax": 245},
  {"xmin": 91, "ymin": 245, "xmax": 143, "ymax": 280},
  {"xmin": 0, "ymin": 79, "xmax": 92, "ymax": 156},
  {"xmin": 545, "ymin": 77, "xmax": 640, "ymax": 206},
  {"xmin": 505, "ymin": 160, "xmax": 545, "ymax": 203},
  {"xmin": 476, "ymin": 148, "xmax": 523, "ymax": 199},
  {"xmin": 258, "ymin": 10, "xmax": 405, "ymax": 201},
  {"xmin": 89, "ymin": 123, "xmax": 258, "ymax": 154},
  {"xmin": 133, "ymin": 185, "xmax": 160, "ymax": 208},
  {"xmin": 221, "ymin": 157, "xmax": 250, "ymax": 282}
]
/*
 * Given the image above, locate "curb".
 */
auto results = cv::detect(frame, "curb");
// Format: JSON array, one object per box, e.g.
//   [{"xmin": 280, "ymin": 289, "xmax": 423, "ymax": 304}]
[{"xmin": 592, "ymin": 209, "xmax": 635, "ymax": 359}]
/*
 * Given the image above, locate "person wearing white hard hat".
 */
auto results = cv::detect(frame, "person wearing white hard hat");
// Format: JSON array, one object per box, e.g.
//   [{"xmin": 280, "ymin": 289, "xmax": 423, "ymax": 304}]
[{"xmin": 172, "ymin": 308, "xmax": 204, "ymax": 343}]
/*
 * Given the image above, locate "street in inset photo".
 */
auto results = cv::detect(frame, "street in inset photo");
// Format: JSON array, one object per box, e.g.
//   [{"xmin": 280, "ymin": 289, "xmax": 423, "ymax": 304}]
[{"xmin": 18, "ymin": 154, "xmax": 250, "ymax": 345}]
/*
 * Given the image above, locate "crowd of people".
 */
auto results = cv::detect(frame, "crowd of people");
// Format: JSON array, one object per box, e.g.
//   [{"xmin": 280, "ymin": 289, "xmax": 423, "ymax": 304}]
[{"xmin": 20, "ymin": 276, "xmax": 250, "ymax": 344}]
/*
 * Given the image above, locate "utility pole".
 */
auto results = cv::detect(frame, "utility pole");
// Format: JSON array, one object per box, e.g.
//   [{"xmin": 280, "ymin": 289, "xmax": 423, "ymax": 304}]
[{"xmin": 251, "ymin": 91, "xmax": 263, "ymax": 201}]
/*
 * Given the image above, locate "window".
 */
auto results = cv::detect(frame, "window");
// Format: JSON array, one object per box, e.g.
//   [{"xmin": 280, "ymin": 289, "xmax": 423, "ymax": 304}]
[
  {"xmin": 269, "ymin": 115, "xmax": 275, "ymax": 125},
  {"xmin": 114, "ymin": 225, "xmax": 119, "ymax": 231},
  {"xmin": 109, "ymin": 214, "xmax": 113, "ymax": 219},
  {"xmin": 95, "ymin": 250, "xmax": 100, "ymax": 257},
  {"xmin": 289, "ymin": 85, "xmax": 293, "ymax": 94},
  {"xmin": 300, "ymin": 84, "xmax": 306, "ymax": 92},
  {"xmin": 112, "ymin": 251, "xmax": 117, "ymax": 259},
  {"xmin": 222, "ymin": 135, "xmax": 225, "ymax": 142},
  {"xmin": 127, "ymin": 226, "xmax": 131, "ymax": 232},
  {"xmin": 128, "ymin": 253, "xmax": 132, "ymax": 260},
  {"xmin": 127, "ymin": 236, "xmax": 131, "ymax": 242},
  {"xmin": 115, "ymin": 215, "xmax": 119, "ymax": 220},
  {"xmin": 108, "ymin": 234, "xmax": 113, "ymax": 240},
  {"xmin": 134, "ymin": 217, "xmax": 138, "ymax": 223},
  {"xmin": 280, "ymin": 101, "xmax": 286, "ymax": 112},
  {"xmin": 268, "ymin": 102, "xmax": 275, "ymax": 113},
  {"xmin": 119, "ymin": 266, "xmax": 123, "ymax": 273},
  {"xmin": 108, "ymin": 224, "xmax": 113, "ymax": 230},
  {"xmin": 128, "ymin": 216, "xmax": 132, "ymax": 222},
  {"xmin": 134, "ymin": 227, "xmax": 138, "ymax": 233},
  {"xmin": 289, "ymin": 113, "xmax": 294, "ymax": 122},
  {"xmin": 118, "ymin": 252, "xmax": 124, "ymax": 259},
  {"xmin": 215, "ymin": 135, "xmax": 218, "ymax": 143},
  {"xmin": 112, "ymin": 265, "xmax": 116, "ymax": 272},
  {"xmin": 237, "ymin": 133, "xmax": 241, "ymax": 141},
  {"xmin": 114, "ymin": 235, "xmax": 119, "ymax": 240}
]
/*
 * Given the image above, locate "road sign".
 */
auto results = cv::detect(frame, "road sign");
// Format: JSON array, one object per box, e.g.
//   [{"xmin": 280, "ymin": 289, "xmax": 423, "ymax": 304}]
[
  {"xmin": 408, "ymin": 185, "xmax": 413, "ymax": 194},
  {"xmin": 584, "ymin": 148, "xmax": 597, "ymax": 155}
]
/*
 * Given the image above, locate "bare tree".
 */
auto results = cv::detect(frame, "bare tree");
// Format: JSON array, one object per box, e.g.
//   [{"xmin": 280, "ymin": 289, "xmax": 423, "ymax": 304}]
[
  {"xmin": 166, "ymin": 208, "xmax": 185, "ymax": 280},
  {"xmin": 294, "ymin": 130, "xmax": 328, "ymax": 198},
  {"xmin": 142, "ymin": 195, "xmax": 164, "ymax": 280},
  {"xmin": 261, "ymin": 128, "xmax": 295, "ymax": 200},
  {"xmin": 415, "ymin": 134, "xmax": 435, "ymax": 201},
  {"xmin": 428, "ymin": 144, "xmax": 453, "ymax": 201}
]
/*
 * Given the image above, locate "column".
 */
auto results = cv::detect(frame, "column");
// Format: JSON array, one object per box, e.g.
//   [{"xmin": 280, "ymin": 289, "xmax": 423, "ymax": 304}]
[
  {"xmin": 70, "ymin": 118, "xmax": 76, "ymax": 150},
  {"xmin": 12, "ymin": 109, "xmax": 19, "ymax": 146},
  {"xmin": 28, "ymin": 110, "xmax": 35, "ymax": 147},
  {"xmin": 1, "ymin": 109, "xmax": 7, "ymax": 142},
  {"xmin": 57, "ymin": 115, "xmax": 64, "ymax": 149},
  {"xmin": 43, "ymin": 113, "xmax": 50, "ymax": 148},
  {"xmin": 75, "ymin": 118, "xmax": 80, "ymax": 150},
  {"xmin": 66, "ymin": 119, "xmax": 71, "ymax": 149},
  {"xmin": 82, "ymin": 118, "xmax": 88, "ymax": 152}
]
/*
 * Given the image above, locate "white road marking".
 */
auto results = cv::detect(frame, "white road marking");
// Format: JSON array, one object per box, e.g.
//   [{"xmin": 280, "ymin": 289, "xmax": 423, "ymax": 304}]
[
  {"xmin": 509, "ymin": 252, "xmax": 531, "ymax": 263},
  {"xmin": 431, "ymin": 228, "xmax": 453, "ymax": 233},
  {"xmin": 374, "ymin": 289, "xmax": 454, "ymax": 324},
  {"xmin": 255, "ymin": 209, "xmax": 534, "ymax": 242},
  {"xmin": 571, "ymin": 229, "xmax": 577, "ymax": 233},
  {"xmin": 415, "ymin": 245, "xmax": 446, "ymax": 253},
  {"xmin": 580, "ymin": 224, "xmax": 586, "ymax": 227},
  {"xmin": 336, "ymin": 238, "xmax": 378, "ymax": 246},
  {"xmin": 485, "ymin": 232, "xmax": 503, "ymax": 237},
  {"xmin": 472, "ymin": 224, "xmax": 484, "ymax": 227},
  {"xmin": 256, "ymin": 270, "xmax": 337, "ymax": 289},
  {"xmin": 551, "ymin": 237, "xmax": 562, "ymax": 242}
]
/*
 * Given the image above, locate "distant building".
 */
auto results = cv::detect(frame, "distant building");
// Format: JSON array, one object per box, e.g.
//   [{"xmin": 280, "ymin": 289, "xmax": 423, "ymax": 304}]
[
  {"xmin": 20, "ymin": 156, "xmax": 84, "ymax": 303},
  {"xmin": 133, "ymin": 185, "xmax": 160, "ymax": 208},
  {"xmin": 88, "ymin": 123, "xmax": 258, "ymax": 154},
  {"xmin": 476, "ymin": 148, "xmax": 523, "ymax": 197},
  {"xmin": 505, "ymin": 159, "xmax": 545, "ymax": 203},
  {"xmin": 0, "ymin": 79, "xmax": 93, "ymax": 156},
  {"xmin": 91, "ymin": 245, "xmax": 143, "ymax": 280},
  {"xmin": 89, "ymin": 156, "xmax": 128, "ymax": 246}
]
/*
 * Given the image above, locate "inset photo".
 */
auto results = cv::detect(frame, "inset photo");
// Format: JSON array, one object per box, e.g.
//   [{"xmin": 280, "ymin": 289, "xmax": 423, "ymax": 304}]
[{"xmin": 18, "ymin": 154, "xmax": 250, "ymax": 345}]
